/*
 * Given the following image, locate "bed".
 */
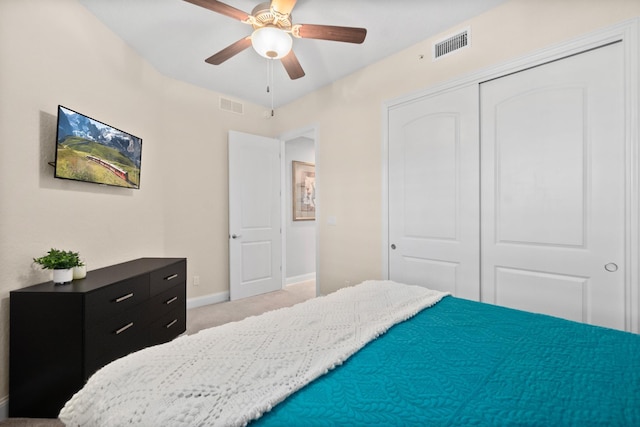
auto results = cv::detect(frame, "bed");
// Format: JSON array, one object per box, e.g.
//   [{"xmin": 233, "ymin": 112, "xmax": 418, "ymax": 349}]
[{"xmin": 59, "ymin": 280, "xmax": 640, "ymax": 426}]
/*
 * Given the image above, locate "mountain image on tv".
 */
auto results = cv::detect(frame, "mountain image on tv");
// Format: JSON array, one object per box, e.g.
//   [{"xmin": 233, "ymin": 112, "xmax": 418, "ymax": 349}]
[{"xmin": 55, "ymin": 106, "xmax": 142, "ymax": 189}]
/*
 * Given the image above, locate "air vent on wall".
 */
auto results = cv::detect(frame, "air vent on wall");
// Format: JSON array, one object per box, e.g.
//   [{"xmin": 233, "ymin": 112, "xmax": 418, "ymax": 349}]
[
  {"xmin": 433, "ymin": 27, "xmax": 470, "ymax": 60},
  {"xmin": 220, "ymin": 97, "xmax": 244, "ymax": 114}
]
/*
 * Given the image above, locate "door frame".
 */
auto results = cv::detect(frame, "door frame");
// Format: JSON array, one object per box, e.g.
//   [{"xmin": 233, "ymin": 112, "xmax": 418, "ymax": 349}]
[
  {"xmin": 279, "ymin": 124, "xmax": 320, "ymax": 297},
  {"xmin": 382, "ymin": 18, "xmax": 639, "ymax": 332}
]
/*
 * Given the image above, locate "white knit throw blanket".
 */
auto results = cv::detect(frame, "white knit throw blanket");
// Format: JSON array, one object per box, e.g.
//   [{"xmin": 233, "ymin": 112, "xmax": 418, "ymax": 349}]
[{"xmin": 59, "ymin": 280, "xmax": 448, "ymax": 427}]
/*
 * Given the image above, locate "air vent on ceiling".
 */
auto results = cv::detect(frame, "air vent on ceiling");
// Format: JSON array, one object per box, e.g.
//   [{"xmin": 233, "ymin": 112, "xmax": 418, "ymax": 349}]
[
  {"xmin": 433, "ymin": 27, "xmax": 470, "ymax": 60},
  {"xmin": 220, "ymin": 97, "xmax": 244, "ymax": 115}
]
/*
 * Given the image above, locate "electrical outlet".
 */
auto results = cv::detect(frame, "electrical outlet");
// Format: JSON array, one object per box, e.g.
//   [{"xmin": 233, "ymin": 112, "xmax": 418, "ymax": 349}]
[{"xmin": 193, "ymin": 276, "xmax": 200, "ymax": 286}]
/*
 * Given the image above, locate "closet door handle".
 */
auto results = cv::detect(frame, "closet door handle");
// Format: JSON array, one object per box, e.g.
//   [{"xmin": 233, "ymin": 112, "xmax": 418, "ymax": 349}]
[
  {"xmin": 390, "ymin": 244, "xmax": 396, "ymax": 250},
  {"xmin": 605, "ymin": 263, "xmax": 618, "ymax": 272}
]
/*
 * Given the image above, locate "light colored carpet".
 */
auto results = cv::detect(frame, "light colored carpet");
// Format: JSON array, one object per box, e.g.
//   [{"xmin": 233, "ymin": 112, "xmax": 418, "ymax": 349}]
[
  {"xmin": 186, "ymin": 280, "xmax": 317, "ymax": 335},
  {"xmin": 0, "ymin": 281, "xmax": 316, "ymax": 426}
]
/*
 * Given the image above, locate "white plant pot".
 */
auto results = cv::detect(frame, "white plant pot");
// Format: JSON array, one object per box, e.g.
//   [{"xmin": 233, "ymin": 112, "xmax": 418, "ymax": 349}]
[
  {"xmin": 52, "ymin": 268, "xmax": 73, "ymax": 284},
  {"xmin": 73, "ymin": 265, "xmax": 87, "ymax": 280}
]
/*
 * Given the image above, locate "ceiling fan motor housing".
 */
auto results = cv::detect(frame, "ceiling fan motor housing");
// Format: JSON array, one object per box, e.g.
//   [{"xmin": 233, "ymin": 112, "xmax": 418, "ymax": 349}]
[{"xmin": 251, "ymin": 2, "xmax": 292, "ymax": 30}]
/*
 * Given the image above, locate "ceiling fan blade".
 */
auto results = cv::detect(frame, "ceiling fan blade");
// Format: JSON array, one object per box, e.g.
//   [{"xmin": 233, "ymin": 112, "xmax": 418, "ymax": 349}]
[
  {"xmin": 183, "ymin": 0, "xmax": 250, "ymax": 22},
  {"xmin": 294, "ymin": 24, "xmax": 367, "ymax": 44},
  {"xmin": 280, "ymin": 50, "xmax": 305, "ymax": 80},
  {"xmin": 270, "ymin": 0, "xmax": 297, "ymax": 16},
  {"xmin": 205, "ymin": 37, "xmax": 252, "ymax": 65}
]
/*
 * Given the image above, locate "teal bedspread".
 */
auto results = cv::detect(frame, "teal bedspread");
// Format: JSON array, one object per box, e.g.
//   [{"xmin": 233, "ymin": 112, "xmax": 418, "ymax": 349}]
[{"xmin": 254, "ymin": 296, "xmax": 640, "ymax": 426}]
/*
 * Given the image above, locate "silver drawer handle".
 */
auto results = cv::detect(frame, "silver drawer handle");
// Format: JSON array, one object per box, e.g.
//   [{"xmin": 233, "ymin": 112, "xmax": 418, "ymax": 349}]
[
  {"xmin": 115, "ymin": 322, "xmax": 134, "ymax": 335},
  {"xmin": 115, "ymin": 293, "xmax": 134, "ymax": 303},
  {"xmin": 165, "ymin": 296, "xmax": 178, "ymax": 305},
  {"xmin": 165, "ymin": 319, "xmax": 178, "ymax": 329},
  {"xmin": 164, "ymin": 274, "xmax": 179, "ymax": 281}
]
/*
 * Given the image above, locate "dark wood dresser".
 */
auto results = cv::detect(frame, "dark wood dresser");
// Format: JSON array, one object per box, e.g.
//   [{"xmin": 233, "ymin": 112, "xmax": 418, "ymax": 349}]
[{"xmin": 9, "ymin": 257, "xmax": 187, "ymax": 418}]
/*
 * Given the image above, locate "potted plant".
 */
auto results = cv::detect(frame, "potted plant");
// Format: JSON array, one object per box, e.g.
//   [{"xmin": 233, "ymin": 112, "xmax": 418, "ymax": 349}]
[
  {"xmin": 33, "ymin": 248, "xmax": 82, "ymax": 284},
  {"xmin": 73, "ymin": 259, "xmax": 87, "ymax": 280}
]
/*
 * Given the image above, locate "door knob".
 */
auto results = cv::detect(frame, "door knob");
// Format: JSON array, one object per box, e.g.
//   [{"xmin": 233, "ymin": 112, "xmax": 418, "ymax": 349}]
[
  {"xmin": 231, "ymin": 234, "xmax": 242, "ymax": 239},
  {"xmin": 604, "ymin": 263, "xmax": 618, "ymax": 272},
  {"xmin": 390, "ymin": 244, "xmax": 396, "ymax": 250}
]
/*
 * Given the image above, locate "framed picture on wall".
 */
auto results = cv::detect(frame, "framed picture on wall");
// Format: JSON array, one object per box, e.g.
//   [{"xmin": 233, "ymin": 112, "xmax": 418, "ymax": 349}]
[{"xmin": 292, "ymin": 161, "xmax": 316, "ymax": 221}]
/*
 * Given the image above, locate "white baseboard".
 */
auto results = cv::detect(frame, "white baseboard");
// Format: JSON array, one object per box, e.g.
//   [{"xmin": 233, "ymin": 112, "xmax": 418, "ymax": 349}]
[
  {"xmin": 186, "ymin": 291, "xmax": 229, "ymax": 310},
  {"xmin": 0, "ymin": 395, "xmax": 8, "ymax": 421},
  {"xmin": 286, "ymin": 273, "xmax": 315, "ymax": 286}
]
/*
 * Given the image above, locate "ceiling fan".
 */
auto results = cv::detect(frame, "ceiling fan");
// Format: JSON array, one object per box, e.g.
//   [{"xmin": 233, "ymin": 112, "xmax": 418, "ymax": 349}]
[{"xmin": 184, "ymin": 0, "xmax": 367, "ymax": 80}]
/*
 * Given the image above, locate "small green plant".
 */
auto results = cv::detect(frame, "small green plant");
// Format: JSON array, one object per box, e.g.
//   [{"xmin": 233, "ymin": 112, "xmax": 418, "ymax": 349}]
[{"xmin": 33, "ymin": 248, "xmax": 82, "ymax": 270}]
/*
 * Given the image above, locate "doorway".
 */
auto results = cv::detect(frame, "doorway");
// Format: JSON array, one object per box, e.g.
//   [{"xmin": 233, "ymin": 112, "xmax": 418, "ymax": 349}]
[
  {"xmin": 282, "ymin": 129, "xmax": 317, "ymax": 294},
  {"xmin": 228, "ymin": 127, "xmax": 318, "ymax": 301}
]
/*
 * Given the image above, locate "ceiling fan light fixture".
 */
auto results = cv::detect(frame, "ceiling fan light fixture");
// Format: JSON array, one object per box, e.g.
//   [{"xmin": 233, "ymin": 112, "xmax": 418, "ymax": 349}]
[{"xmin": 251, "ymin": 26, "xmax": 292, "ymax": 59}]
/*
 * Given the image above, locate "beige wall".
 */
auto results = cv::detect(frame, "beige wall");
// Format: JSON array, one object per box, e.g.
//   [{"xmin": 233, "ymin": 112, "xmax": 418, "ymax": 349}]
[
  {"xmin": 273, "ymin": 0, "xmax": 640, "ymax": 295},
  {"xmin": 0, "ymin": 0, "xmax": 272, "ymax": 402},
  {"xmin": 0, "ymin": 0, "xmax": 638, "ymax": 410}
]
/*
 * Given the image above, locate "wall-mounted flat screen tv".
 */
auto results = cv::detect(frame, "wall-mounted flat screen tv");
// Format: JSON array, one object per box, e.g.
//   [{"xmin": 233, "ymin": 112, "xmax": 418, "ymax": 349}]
[{"xmin": 55, "ymin": 105, "xmax": 142, "ymax": 189}]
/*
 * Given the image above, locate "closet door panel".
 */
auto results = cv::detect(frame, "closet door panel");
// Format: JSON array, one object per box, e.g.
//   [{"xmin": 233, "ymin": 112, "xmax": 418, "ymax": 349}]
[
  {"xmin": 495, "ymin": 267, "xmax": 587, "ymax": 323},
  {"xmin": 495, "ymin": 87, "xmax": 586, "ymax": 247},
  {"xmin": 389, "ymin": 85, "xmax": 479, "ymax": 299},
  {"xmin": 403, "ymin": 114, "xmax": 458, "ymax": 240},
  {"xmin": 480, "ymin": 42, "xmax": 626, "ymax": 330},
  {"xmin": 401, "ymin": 257, "xmax": 459, "ymax": 294}
]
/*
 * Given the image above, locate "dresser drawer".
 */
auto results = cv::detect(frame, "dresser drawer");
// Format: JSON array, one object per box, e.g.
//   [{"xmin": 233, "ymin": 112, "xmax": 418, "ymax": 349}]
[
  {"xmin": 85, "ymin": 308, "xmax": 149, "ymax": 376},
  {"xmin": 85, "ymin": 276, "xmax": 149, "ymax": 323},
  {"xmin": 149, "ymin": 306, "xmax": 186, "ymax": 346},
  {"xmin": 148, "ymin": 283, "xmax": 186, "ymax": 318},
  {"xmin": 150, "ymin": 261, "xmax": 186, "ymax": 296}
]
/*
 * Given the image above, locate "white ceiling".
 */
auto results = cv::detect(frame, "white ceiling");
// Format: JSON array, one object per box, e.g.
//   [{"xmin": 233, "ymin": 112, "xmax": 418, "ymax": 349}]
[{"xmin": 78, "ymin": 0, "xmax": 509, "ymax": 108}]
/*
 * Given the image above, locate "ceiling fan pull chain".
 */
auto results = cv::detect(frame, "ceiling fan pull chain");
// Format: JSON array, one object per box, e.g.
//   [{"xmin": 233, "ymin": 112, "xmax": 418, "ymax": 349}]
[
  {"xmin": 269, "ymin": 59, "xmax": 275, "ymax": 117},
  {"xmin": 266, "ymin": 58, "xmax": 270, "ymax": 94}
]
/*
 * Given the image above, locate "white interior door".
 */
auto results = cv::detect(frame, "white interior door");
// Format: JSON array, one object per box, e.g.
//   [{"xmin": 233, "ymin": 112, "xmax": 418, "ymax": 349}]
[
  {"xmin": 388, "ymin": 84, "xmax": 479, "ymax": 300},
  {"xmin": 229, "ymin": 130, "xmax": 282, "ymax": 300},
  {"xmin": 480, "ymin": 42, "xmax": 626, "ymax": 330}
]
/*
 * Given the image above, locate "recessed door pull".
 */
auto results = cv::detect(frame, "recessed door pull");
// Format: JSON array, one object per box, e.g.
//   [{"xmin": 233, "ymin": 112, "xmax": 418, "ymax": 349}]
[{"xmin": 605, "ymin": 263, "xmax": 618, "ymax": 272}]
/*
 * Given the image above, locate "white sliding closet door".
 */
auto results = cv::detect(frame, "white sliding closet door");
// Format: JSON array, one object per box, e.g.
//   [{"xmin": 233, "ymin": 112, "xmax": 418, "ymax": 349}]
[
  {"xmin": 480, "ymin": 42, "xmax": 626, "ymax": 330},
  {"xmin": 388, "ymin": 85, "xmax": 479, "ymax": 299}
]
